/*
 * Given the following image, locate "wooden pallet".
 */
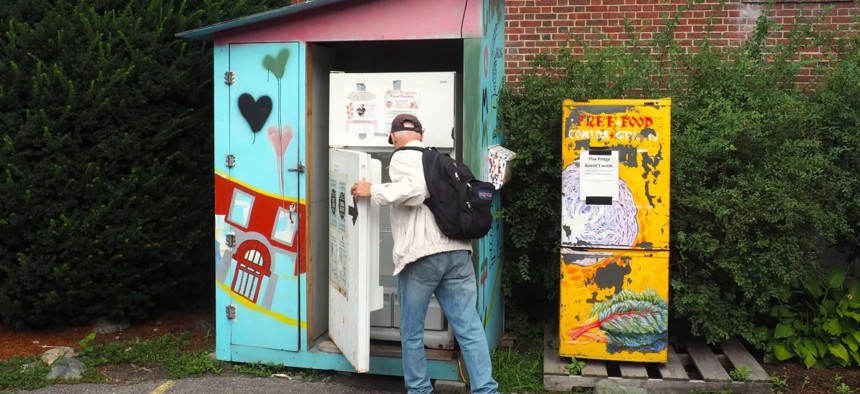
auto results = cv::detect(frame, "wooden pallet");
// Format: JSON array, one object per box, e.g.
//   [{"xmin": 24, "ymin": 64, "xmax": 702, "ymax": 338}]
[{"xmin": 543, "ymin": 327, "xmax": 772, "ymax": 393}]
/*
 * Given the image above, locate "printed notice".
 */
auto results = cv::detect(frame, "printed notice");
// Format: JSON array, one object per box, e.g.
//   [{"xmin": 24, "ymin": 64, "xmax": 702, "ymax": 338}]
[
  {"xmin": 345, "ymin": 87, "xmax": 378, "ymax": 139},
  {"xmin": 579, "ymin": 151, "xmax": 619, "ymax": 202},
  {"xmin": 384, "ymin": 89, "xmax": 420, "ymax": 132}
]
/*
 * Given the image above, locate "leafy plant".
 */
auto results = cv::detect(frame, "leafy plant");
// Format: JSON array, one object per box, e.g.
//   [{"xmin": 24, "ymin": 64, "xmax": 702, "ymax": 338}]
[
  {"xmin": 729, "ymin": 365, "xmax": 750, "ymax": 382},
  {"xmin": 564, "ymin": 358, "xmax": 586, "ymax": 375},
  {"xmin": 78, "ymin": 332, "xmax": 97, "ymax": 353},
  {"xmin": 837, "ymin": 383, "xmax": 854, "ymax": 394},
  {"xmin": 767, "ymin": 268, "xmax": 860, "ymax": 368},
  {"xmin": 771, "ymin": 374, "xmax": 788, "ymax": 394},
  {"xmin": 834, "ymin": 373, "xmax": 854, "ymax": 394}
]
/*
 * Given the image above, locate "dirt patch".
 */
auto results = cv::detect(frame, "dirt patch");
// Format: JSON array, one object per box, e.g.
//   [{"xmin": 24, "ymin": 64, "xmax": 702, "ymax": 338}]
[
  {"xmin": 0, "ymin": 309, "xmax": 215, "ymax": 360},
  {"xmin": 764, "ymin": 362, "xmax": 860, "ymax": 393},
  {"xmin": 97, "ymin": 363, "xmax": 169, "ymax": 383}
]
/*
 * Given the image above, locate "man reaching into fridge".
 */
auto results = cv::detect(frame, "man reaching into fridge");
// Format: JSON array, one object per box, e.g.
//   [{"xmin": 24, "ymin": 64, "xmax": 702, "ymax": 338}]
[{"xmin": 351, "ymin": 114, "xmax": 499, "ymax": 394}]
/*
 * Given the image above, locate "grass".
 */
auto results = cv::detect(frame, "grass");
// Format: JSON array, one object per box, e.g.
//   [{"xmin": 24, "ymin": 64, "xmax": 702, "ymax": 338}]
[
  {"xmin": 77, "ymin": 331, "xmax": 221, "ymax": 380},
  {"xmin": 491, "ymin": 343, "xmax": 547, "ymax": 393},
  {"xmin": 0, "ymin": 330, "xmax": 221, "ymax": 391},
  {"xmin": 1, "ymin": 327, "xmax": 568, "ymax": 393},
  {"xmin": 0, "ymin": 356, "xmax": 52, "ymax": 391}
]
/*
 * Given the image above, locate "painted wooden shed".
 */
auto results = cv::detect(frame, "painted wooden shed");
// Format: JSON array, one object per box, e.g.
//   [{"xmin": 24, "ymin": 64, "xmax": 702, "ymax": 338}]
[{"xmin": 178, "ymin": 0, "xmax": 506, "ymax": 380}]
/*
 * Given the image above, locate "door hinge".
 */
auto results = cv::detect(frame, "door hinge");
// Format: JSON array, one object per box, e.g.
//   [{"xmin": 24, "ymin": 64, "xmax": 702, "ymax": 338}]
[
  {"xmin": 226, "ymin": 154, "xmax": 236, "ymax": 168},
  {"xmin": 226, "ymin": 304, "xmax": 237, "ymax": 320},
  {"xmin": 224, "ymin": 71, "xmax": 235, "ymax": 85},
  {"xmin": 225, "ymin": 234, "xmax": 236, "ymax": 248}
]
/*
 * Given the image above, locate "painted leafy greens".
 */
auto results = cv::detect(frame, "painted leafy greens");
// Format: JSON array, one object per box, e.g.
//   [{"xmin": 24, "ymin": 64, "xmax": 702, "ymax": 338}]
[{"xmin": 566, "ymin": 289, "xmax": 668, "ymax": 353}]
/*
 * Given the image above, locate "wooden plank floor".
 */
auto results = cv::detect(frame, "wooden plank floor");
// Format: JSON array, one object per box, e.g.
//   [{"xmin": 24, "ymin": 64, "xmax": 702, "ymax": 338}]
[
  {"xmin": 543, "ymin": 327, "xmax": 772, "ymax": 393},
  {"xmin": 686, "ymin": 341, "xmax": 732, "ymax": 382},
  {"xmin": 721, "ymin": 337, "xmax": 771, "ymax": 383}
]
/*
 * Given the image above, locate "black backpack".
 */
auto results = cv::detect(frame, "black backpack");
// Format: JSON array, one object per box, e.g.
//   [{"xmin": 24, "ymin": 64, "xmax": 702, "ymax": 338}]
[{"xmin": 395, "ymin": 146, "xmax": 495, "ymax": 239}]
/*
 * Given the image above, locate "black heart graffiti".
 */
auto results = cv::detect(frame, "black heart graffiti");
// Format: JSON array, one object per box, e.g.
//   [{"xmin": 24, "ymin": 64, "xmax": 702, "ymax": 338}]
[{"xmin": 238, "ymin": 93, "xmax": 273, "ymax": 139}]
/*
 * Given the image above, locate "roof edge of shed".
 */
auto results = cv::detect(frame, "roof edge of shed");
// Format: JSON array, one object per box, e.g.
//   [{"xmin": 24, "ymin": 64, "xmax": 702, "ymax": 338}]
[{"xmin": 176, "ymin": 0, "xmax": 353, "ymax": 41}]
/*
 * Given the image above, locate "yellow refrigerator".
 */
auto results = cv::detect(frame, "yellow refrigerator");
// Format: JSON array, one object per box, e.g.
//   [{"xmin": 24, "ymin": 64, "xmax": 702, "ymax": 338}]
[{"xmin": 559, "ymin": 99, "xmax": 671, "ymax": 363}]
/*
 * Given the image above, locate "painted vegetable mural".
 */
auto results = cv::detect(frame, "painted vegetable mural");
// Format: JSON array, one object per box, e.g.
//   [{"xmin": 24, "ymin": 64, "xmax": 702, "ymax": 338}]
[{"xmin": 566, "ymin": 289, "xmax": 668, "ymax": 354}]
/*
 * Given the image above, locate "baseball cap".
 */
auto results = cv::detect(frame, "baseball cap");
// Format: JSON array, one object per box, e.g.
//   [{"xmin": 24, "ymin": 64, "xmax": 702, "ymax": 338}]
[{"xmin": 388, "ymin": 114, "xmax": 423, "ymax": 144}]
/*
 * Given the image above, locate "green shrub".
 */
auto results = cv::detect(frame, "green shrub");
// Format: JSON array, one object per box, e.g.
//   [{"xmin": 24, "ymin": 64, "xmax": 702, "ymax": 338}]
[
  {"xmin": 500, "ymin": 2, "xmax": 859, "ymax": 347},
  {"xmin": 499, "ymin": 26, "xmax": 677, "ymax": 312},
  {"xmin": 0, "ymin": 0, "xmax": 275, "ymax": 329},
  {"xmin": 767, "ymin": 268, "xmax": 860, "ymax": 368}
]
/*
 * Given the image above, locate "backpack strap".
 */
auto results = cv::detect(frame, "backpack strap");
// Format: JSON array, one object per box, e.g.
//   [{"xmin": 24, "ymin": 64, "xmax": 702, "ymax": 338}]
[{"xmin": 393, "ymin": 146, "xmax": 428, "ymax": 154}]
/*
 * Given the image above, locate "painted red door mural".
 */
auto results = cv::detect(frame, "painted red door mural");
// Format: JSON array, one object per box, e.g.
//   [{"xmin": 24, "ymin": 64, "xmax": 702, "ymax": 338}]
[{"xmin": 231, "ymin": 239, "xmax": 272, "ymax": 303}]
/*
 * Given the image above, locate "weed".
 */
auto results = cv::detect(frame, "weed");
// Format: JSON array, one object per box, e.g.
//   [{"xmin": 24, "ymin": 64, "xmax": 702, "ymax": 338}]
[
  {"xmin": 729, "ymin": 365, "xmax": 751, "ymax": 381},
  {"xmin": 78, "ymin": 332, "xmax": 97, "ymax": 353},
  {"xmin": 232, "ymin": 362, "xmax": 289, "ymax": 378},
  {"xmin": 771, "ymin": 374, "xmax": 788, "ymax": 394},
  {"xmin": 231, "ymin": 362, "xmax": 324, "ymax": 381},
  {"xmin": 802, "ymin": 375, "xmax": 811, "ymax": 390},
  {"xmin": 837, "ymin": 383, "xmax": 854, "ymax": 394},
  {"xmin": 565, "ymin": 358, "xmax": 586, "ymax": 375},
  {"xmin": 833, "ymin": 373, "xmax": 854, "ymax": 394}
]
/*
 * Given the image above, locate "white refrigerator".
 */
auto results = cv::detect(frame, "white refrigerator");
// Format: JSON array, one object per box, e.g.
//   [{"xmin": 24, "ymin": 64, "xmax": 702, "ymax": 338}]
[{"xmin": 327, "ymin": 72, "xmax": 459, "ymax": 372}]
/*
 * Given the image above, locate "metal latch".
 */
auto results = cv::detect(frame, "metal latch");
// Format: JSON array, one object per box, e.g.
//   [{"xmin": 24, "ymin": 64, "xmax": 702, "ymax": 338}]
[
  {"xmin": 288, "ymin": 162, "xmax": 305, "ymax": 173},
  {"xmin": 226, "ymin": 154, "xmax": 236, "ymax": 168},
  {"xmin": 225, "ymin": 234, "xmax": 236, "ymax": 248},
  {"xmin": 224, "ymin": 71, "xmax": 235, "ymax": 85},
  {"xmin": 226, "ymin": 304, "xmax": 237, "ymax": 320}
]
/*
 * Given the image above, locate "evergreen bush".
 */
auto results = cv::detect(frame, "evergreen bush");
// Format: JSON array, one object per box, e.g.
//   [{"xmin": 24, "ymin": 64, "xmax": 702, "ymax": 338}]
[
  {"xmin": 0, "ymin": 0, "xmax": 274, "ymax": 329},
  {"xmin": 500, "ymin": 4, "xmax": 859, "ymax": 347}
]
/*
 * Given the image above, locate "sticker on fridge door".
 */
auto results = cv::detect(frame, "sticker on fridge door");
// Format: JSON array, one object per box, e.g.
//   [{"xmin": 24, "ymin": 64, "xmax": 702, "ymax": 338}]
[
  {"xmin": 329, "ymin": 172, "xmax": 350, "ymax": 298},
  {"xmin": 345, "ymin": 83, "xmax": 378, "ymax": 140},
  {"xmin": 329, "ymin": 231, "xmax": 348, "ymax": 298}
]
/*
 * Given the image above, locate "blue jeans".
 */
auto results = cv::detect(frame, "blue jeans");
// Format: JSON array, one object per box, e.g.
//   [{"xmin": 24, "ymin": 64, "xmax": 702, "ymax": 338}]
[{"xmin": 397, "ymin": 250, "xmax": 499, "ymax": 394}]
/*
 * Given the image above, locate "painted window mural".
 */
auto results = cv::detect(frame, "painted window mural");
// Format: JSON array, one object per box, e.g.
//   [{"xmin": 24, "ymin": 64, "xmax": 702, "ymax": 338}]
[{"xmin": 559, "ymin": 99, "xmax": 671, "ymax": 363}]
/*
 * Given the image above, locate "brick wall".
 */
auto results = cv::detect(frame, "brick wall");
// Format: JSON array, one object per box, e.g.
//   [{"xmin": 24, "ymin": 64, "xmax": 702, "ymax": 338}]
[{"xmin": 505, "ymin": 0, "xmax": 860, "ymax": 84}]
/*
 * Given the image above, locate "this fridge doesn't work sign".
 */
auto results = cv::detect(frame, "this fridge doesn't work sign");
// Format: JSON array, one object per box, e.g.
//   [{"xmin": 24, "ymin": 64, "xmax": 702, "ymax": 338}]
[{"xmin": 579, "ymin": 150, "xmax": 619, "ymax": 202}]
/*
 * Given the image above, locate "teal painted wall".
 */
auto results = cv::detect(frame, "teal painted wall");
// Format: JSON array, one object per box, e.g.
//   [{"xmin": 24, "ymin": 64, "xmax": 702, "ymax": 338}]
[{"xmin": 464, "ymin": 0, "xmax": 505, "ymax": 349}]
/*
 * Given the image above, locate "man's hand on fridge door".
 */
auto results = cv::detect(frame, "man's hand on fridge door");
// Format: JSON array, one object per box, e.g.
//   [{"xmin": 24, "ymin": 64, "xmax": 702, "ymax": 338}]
[{"xmin": 351, "ymin": 178, "xmax": 372, "ymax": 199}]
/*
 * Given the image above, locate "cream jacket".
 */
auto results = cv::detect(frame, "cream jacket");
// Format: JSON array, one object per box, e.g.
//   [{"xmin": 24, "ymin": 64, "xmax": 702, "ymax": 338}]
[{"xmin": 370, "ymin": 140, "xmax": 472, "ymax": 275}]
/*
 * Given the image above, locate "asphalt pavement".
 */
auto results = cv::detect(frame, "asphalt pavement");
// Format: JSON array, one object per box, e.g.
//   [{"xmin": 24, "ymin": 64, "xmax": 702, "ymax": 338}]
[{"xmin": 13, "ymin": 372, "xmax": 469, "ymax": 394}]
